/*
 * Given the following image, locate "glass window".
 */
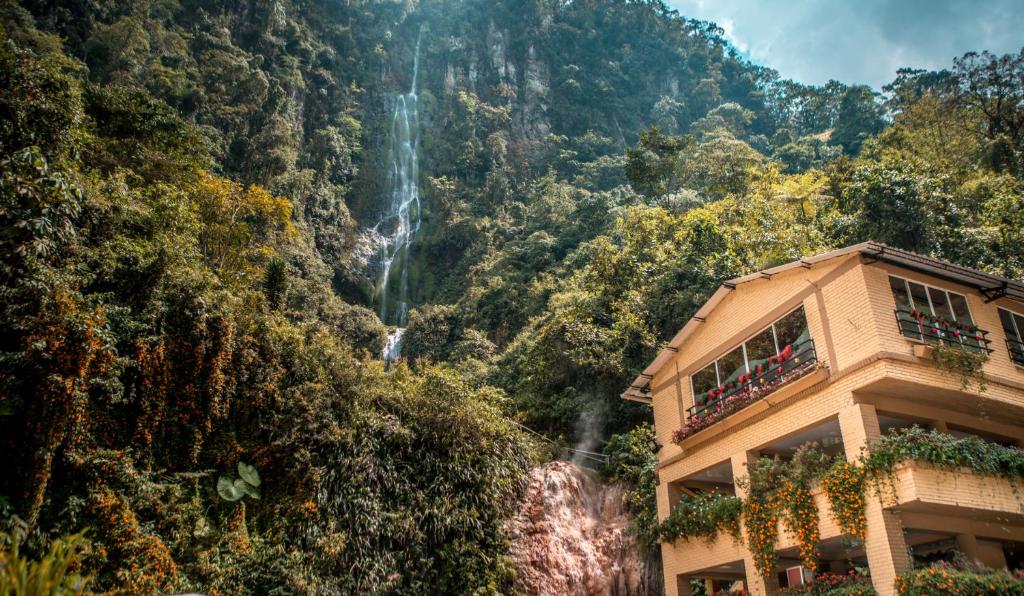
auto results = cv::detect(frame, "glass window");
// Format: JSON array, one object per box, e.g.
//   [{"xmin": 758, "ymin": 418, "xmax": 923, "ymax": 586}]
[
  {"xmin": 891, "ymin": 275, "xmax": 978, "ymax": 346},
  {"xmin": 774, "ymin": 306, "xmax": 809, "ymax": 350},
  {"xmin": 717, "ymin": 345, "xmax": 747, "ymax": 388},
  {"xmin": 908, "ymin": 282, "xmax": 931, "ymax": 314},
  {"xmin": 928, "ymin": 287, "xmax": 953, "ymax": 321},
  {"xmin": 1000, "ymin": 308, "xmax": 1019, "ymax": 338},
  {"xmin": 949, "ymin": 294, "xmax": 973, "ymax": 325},
  {"xmin": 745, "ymin": 327, "xmax": 776, "ymax": 373},
  {"xmin": 889, "ymin": 276, "xmax": 912, "ymax": 311},
  {"xmin": 1002, "ymin": 308, "xmax": 1024, "ymax": 365},
  {"xmin": 691, "ymin": 363, "xmax": 718, "ymax": 406}
]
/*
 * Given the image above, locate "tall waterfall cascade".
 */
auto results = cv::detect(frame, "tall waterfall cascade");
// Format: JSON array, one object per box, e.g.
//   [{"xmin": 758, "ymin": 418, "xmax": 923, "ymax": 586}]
[{"xmin": 377, "ymin": 36, "xmax": 422, "ymax": 362}]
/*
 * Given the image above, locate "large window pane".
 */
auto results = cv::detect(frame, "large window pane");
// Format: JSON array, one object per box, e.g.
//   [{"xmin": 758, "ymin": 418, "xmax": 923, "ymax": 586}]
[
  {"xmin": 717, "ymin": 345, "xmax": 747, "ymax": 389},
  {"xmin": 1013, "ymin": 314, "xmax": 1024, "ymax": 364},
  {"xmin": 891, "ymin": 276, "xmax": 920, "ymax": 339},
  {"xmin": 889, "ymin": 276, "xmax": 912, "ymax": 311},
  {"xmin": 949, "ymin": 293, "xmax": 973, "ymax": 325},
  {"xmin": 774, "ymin": 306, "xmax": 809, "ymax": 351},
  {"xmin": 928, "ymin": 287, "xmax": 953, "ymax": 321},
  {"xmin": 908, "ymin": 282, "xmax": 931, "ymax": 314},
  {"xmin": 691, "ymin": 363, "xmax": 718, "ymax": 407},
  {"xmin": 745, "ymin": 327, "xmax": 777, "ymax": 375},
  {"xmin": 999, "ymin": 308, "xmax": 1017, "ymax": 338}
]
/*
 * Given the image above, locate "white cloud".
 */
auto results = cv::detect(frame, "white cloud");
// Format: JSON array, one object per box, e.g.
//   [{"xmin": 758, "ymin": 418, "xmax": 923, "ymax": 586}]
[{"xmin": 667, "ymin": 0, "xmax": 1024, "ymax": 88}]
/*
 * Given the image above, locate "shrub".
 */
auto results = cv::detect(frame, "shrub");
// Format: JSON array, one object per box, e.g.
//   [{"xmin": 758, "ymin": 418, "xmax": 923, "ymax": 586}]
[
  {"xmin": 0, "ymin": 528, "xmax": 94, "ymax": 595},
  {"xmin": 895, "ymin": 562, "xmax": 1024, "ymax": 595},
  {"xmin": 658, "ymin": 492, "xmax": 743, "ymax": 544},
  {"xmin": 780, "ymin": 570, "xmax": 875, "ymax": 595}
]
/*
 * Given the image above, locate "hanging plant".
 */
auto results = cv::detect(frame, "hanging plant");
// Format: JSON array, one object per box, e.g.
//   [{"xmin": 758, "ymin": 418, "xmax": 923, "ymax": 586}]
[
  {"xmin": 820, "ymin": 460, "xmax": 867, "ymax": 541},
  {"xmin": 743, "ymin": 490, "xmax": 779, "ymax": 577},
  {"xmin": 930, "ymin": 342, "xmax": 988, "ymax": 392},
  {"xmin": 658, "ymin": 492, "xmax": 743, "ymax": 543}
]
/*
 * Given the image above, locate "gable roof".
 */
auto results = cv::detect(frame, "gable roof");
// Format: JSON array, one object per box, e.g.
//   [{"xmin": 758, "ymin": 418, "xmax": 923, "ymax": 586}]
[{"xmin": 621, "ymin": 241, "xmax": 1024, "ymax": 403}]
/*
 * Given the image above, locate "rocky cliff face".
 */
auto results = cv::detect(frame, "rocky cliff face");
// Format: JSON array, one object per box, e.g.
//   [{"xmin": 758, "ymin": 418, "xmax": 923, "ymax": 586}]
[{"xmin": 507, "ymin": 461, "xmax": 661, "ymax": 596}]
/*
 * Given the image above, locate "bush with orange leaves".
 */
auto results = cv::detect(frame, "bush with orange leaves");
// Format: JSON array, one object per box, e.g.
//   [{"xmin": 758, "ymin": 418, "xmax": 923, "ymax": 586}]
[{"xmin": 90, "ymin": 486, "xmax": 177, "ymax": 593}]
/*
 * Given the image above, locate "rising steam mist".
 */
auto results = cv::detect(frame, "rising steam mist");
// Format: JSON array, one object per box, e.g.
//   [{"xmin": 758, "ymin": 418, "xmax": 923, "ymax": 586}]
[{"xmin": 571, "ymin": 399, "xmax": 608, "ymax": 469}]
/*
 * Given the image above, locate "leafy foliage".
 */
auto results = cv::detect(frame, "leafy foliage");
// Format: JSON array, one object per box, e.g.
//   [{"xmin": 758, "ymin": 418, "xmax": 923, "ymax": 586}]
[
  {"xmin": 602, "ymin": 426, "xmax": 660, "ymax": 550},
  {"xmin": 929, "ymin": 342, "xmax": 989, "ymax": 392},
  {"xmin": 658, "ymin": 493, "xmax": 742, "ymax": 544},
  {"xmin": 0, "ymin": 528, "xmax": 94, "ymax": 595},
  {"xmin": 896, "ymin": 562, "xmax": 1024, "ymax": 595},
  {"xmin": 1, "ymin": 0, "xmax": 1024, "ymax": 591}
]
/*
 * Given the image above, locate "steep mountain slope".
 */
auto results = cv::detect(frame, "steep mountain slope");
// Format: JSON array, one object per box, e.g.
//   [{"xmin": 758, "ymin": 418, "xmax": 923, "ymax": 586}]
[{"xmin": 2, "ymin": 0, "xmax": 1023, "ymax": 592}]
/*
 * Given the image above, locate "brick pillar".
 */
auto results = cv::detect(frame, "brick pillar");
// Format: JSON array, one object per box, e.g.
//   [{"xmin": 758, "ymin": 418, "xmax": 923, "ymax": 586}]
[
  {"xmin": 838, "ymin": 404, "xmax": 911, "ymax": 596},
  {"xmin": 662, "ymin": 541, "xmax": 681, "ymax": 596},
  {"xmin": 731, "ymin": 451, "xmax": 780, "ymax": 596},
  {"xmin": 655, "ymin": 479, "xmax": 679, "ymax": 596},
  {"xmin": 669, "ymin": 574, "xmax": 692, "ymax": 596}
]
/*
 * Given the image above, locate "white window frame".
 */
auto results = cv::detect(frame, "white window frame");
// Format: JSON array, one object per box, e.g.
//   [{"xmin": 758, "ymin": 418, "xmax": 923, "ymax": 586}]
[{"xmin": 889, "ymin": 275, "xmax": 974, "ymax": 324}]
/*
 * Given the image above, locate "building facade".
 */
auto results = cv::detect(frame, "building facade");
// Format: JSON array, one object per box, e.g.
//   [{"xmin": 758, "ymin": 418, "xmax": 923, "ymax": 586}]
[{"xmin": 622, "ymin": 243, "xmax": 1024, "ymax": 595}]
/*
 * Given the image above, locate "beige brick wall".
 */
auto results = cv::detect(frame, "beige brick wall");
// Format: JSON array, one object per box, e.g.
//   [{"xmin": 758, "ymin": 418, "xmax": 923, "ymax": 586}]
[{"xmin": 653, "ymin": 254, "xmax": 858, "ymax": 458}]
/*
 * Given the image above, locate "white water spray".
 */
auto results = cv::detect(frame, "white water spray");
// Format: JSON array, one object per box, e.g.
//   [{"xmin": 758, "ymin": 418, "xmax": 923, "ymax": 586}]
[{"xmin": 378, "ymin": 35, "xmax": 422, "ymax": 361}]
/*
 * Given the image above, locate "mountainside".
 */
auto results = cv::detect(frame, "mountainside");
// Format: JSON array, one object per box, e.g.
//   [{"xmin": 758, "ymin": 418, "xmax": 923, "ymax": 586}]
[{"xmin": 2, "ymin": 0, "xmax": 1024, "ymax": 592}]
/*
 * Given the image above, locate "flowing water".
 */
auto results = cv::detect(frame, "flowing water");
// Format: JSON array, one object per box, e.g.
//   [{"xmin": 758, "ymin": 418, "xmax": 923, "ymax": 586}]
[
  {"xmin": 378, "ymin": 36, "xmax": 422, "ymax": 361},
  {"xmin": 507, "ymin": 461, "xmax": 661, "ymax": 596}
]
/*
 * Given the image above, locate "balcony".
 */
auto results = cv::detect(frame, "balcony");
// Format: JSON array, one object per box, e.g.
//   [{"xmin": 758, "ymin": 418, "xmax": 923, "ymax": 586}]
[
  {"xmin": 893, "ymin": 308, "xmax": 993, "ymax": 353},
  {"xmin": 674, "ymin": 339, "xmax": 821, "ymax": 443}
]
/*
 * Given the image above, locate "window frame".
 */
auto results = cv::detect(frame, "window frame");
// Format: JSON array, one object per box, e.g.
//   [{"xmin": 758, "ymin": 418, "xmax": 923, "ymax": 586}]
[
  {"xmin": 998, "ymin": 306, "xmax": 1024, "ymax": 367},
  {"xmin": 689, "ymin": 305, "xmax": 809, "ymax": 406},
  {"xmin": 888, "ymin": 274, "xmax": 975, "ymax": 325}
]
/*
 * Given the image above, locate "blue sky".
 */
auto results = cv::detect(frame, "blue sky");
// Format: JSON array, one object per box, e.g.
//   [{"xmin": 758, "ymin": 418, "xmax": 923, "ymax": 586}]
[{"xmin": 667, "ymin": 0, "xmax": 1024, "ymax": 88}]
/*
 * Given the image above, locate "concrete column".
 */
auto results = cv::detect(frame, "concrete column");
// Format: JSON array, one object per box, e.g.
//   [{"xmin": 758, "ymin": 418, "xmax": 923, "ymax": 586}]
[
  {"xmin": 930, "ymin": 419, "xmax": 949, "ymax": 433},
  {"xmin": 731, "ymin": 451, "xmax": 780, "ymax": 596},
  {"xmin": 838, "ymin": 403, "xmax": 912, "ymax": 596}
]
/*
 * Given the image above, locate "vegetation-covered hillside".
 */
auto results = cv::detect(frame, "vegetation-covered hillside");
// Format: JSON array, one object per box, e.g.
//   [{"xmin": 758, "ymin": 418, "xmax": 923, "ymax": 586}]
[{"xmin": 1, "ymin": 0, "xmax": 1023, "ymax": 592}]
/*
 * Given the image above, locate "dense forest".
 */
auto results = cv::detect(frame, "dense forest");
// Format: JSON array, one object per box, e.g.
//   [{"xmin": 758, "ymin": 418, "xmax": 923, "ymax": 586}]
[{"xmin": 1, "ymin": 0, "xmax": 1023, "ymax": 592}]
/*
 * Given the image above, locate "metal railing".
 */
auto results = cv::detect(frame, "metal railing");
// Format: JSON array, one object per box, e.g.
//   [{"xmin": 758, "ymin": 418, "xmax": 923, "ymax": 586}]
[
  {"xmin": 1008, "ymin": 337, "xmax": 1024, "ymax": 366},
  {"xmin": 686, "ymin": 338, "xmax": 817, "ymax": 420},
  {"xmin": 893, "ymin": 308, "xmax": 992, "ymax": 353}
]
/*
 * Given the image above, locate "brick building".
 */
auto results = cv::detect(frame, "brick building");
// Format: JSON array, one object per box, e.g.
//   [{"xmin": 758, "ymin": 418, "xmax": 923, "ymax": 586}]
[{"xmin": 622, "ymin": 242, "xmax": 1024, "ymax": 595}]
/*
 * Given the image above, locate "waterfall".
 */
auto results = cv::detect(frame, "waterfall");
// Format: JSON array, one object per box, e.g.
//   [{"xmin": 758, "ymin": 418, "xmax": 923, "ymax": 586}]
[{"xmin": 377, "ymin": 35, "xmax": 422, "ymax": 362}]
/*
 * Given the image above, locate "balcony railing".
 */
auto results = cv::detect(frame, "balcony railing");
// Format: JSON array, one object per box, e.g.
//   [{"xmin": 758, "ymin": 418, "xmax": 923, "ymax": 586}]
[
  {"xmin": 685, "ymin": 338, "xmax": 818, "ymax": 421},
  {"xmin": 1008, "ymin": 337, "xmax": 1024, "ymax": 366},
  {"xmin": 893, "ymin": 308, "xmax": 992, "ymax": 353}
]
